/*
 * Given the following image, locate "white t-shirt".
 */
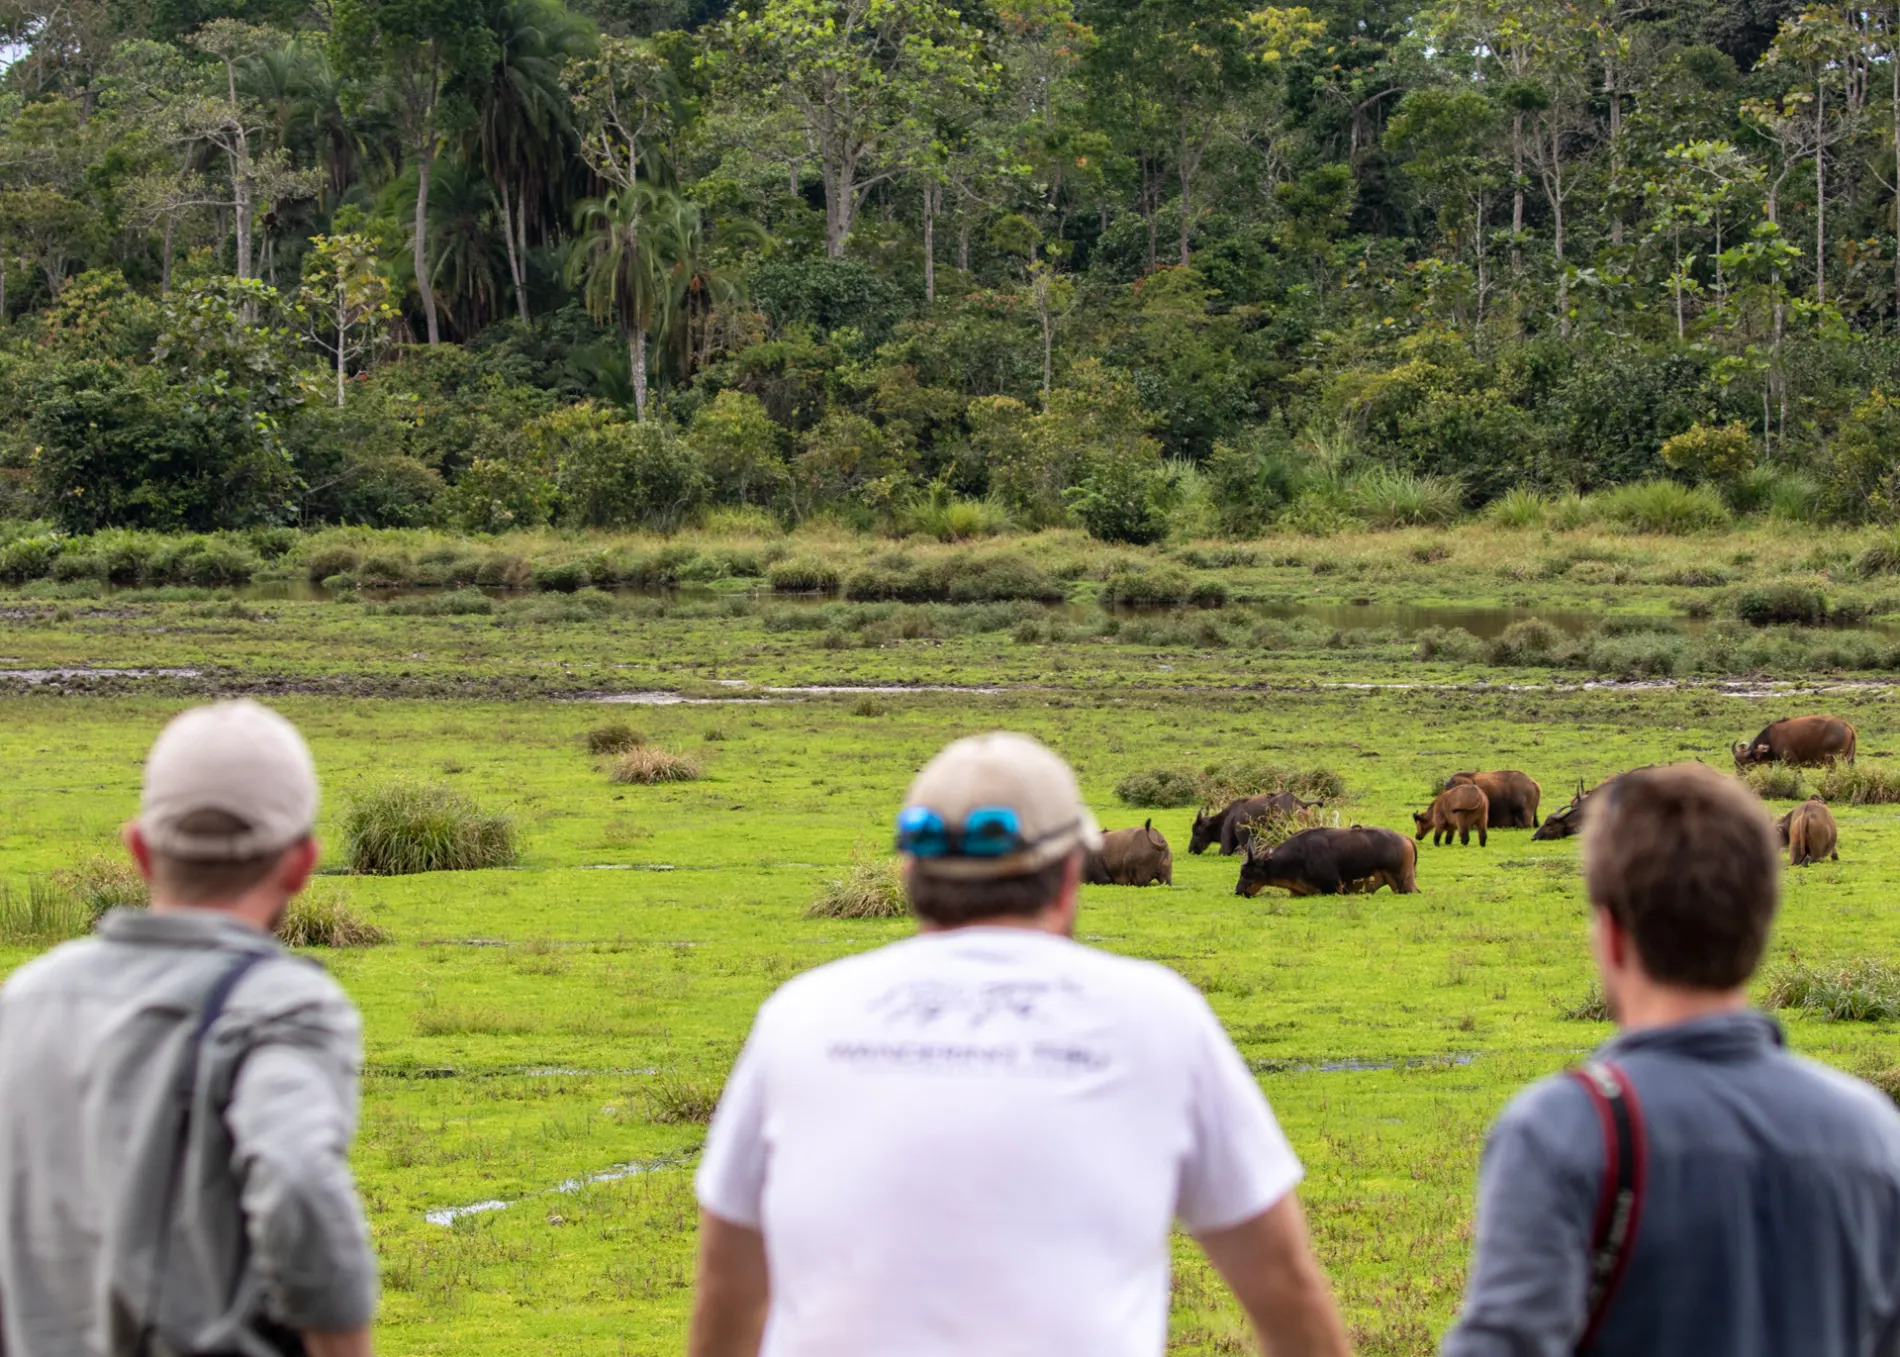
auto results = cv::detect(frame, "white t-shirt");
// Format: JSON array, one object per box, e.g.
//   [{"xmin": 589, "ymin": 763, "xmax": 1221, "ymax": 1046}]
[{"xmin": 695, "ymin": 926, "xmax": 1303, "ymax": 1357}]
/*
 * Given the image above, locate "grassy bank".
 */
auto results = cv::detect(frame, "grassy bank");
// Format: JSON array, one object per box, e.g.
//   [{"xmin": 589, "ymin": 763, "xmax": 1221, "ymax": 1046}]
[{"xmin": 3, "ymin": 675, "xmax": 1899, "ymax": 1355}]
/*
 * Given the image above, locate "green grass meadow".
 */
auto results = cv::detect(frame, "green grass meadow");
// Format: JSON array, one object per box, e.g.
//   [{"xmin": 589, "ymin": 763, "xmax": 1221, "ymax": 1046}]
[{"xmin": 6, "ymin": 574, "xmax": 1900, "ymax": 1353}]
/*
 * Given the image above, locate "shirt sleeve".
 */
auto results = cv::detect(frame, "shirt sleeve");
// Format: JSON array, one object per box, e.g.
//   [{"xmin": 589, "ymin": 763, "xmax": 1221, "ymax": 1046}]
[
  {"xmin": 695, "ymin": 1020, "xmax": 773, "ymax": 1230},
  {"xmin": 225, "ymin": 1002, "xmax": 378, "ymax": 1333},
  {"xmin": 1439, "ymin": 1088, "xmax": 1595, "ymax": 1357},
  {"xmin": 1175, "ymin": 991, "xmax": 1303, "ymax": 1234}
]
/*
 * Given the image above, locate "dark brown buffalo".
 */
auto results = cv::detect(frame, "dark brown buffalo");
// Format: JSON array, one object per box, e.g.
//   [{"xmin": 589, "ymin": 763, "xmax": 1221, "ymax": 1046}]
[
  {"xmin": 1531, "ymin": 766, "xmax": 1661, "ymax": 841},
  {"xmin": 1414, "ymin": 783, "xmax": 1489, "ymax": 847},
  {"xmin": 1448, "ymin": 770, "xmax": 1542, "ymax": 829},
  {"xmin": 1189, "ymin": 792, "xmax": 1320, "ymax": 856},
  {"xmin": 1776, "ymin": 797, "xmax": 1840, "ymax": 867},
  {"xmin": 1084, "ymin": 820, "xmax": 1174, "ymax": 886},
  {"xmin": 1733, "ymin": 716, "xmax": 1857, "ymax": 770},
  {"xmin": 1234, "ymin": 826, "xmax": 1419, "ymax": 897}
]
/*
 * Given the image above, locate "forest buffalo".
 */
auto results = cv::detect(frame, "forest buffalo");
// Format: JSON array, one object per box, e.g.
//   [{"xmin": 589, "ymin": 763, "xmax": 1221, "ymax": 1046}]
[
  {"xmin": 1447, "ymin": 770, "xmax": 1542, "ymax": 829},
  {"xmin": 1234, "ymin": 826, "xmax": 1419, "ymax": 897},
  {"xmin": 1084, "ymin": 820, "xmax": 1174, "ymax": 886},
  {"xmin": 1776, "ymin": 797, "xmax": 1840, "ymax": 867},
  {"xmin": 1733, "ymin": 716, "xmax": 1857, "ymax": 770},
  {"xmin": 1415, "ymin": 783, "xmax": 1489, "ymax": 847},
  {"xmin": 1189, "ymin": 792, "xmax": 1320, "ymax": 856}
]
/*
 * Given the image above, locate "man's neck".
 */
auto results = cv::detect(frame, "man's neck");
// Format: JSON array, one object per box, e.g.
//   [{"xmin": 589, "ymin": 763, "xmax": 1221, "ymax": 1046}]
[
  {"xmin": 1615, "ymin": 983, "xmax": 1750, "ymax": 1033},
  {"xmin": 147, "ymin": 897, "xmax": 273, "ymax": 932}
]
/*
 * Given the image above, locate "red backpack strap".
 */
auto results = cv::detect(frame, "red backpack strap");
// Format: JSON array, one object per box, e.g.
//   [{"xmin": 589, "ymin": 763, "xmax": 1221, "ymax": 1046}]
[{"xmin": 1564, "ymin": 1059, "xmax": 1647, "ymax": 1353}]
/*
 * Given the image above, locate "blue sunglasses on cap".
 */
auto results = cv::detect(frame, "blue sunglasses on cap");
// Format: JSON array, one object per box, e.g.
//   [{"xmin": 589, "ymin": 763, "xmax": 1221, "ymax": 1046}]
[{"xmin": 896, "ymin": 805, "xmax": 1032, "ymax": 859}]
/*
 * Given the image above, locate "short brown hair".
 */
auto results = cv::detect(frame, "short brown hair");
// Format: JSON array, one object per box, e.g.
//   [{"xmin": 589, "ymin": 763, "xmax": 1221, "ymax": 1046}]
[
  {"xmin": 148, "ymin": 809, "xmax": 295, "ymax": 905},
  {"xmin": 906, "ymin": 856, "xmax": 1071, "ymax": 928},
  {"xmin": 1582, "ymin": 764, "xmax": 1779, "ymax": 989}
]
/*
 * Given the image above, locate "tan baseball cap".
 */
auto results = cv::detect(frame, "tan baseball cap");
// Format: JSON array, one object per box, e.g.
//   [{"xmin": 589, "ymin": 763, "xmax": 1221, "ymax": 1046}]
[
  {"xmin": 139, "ymin": 700, "xmax": 319, "ymax": 861},
  {"xmin": 899, "ymin": 732, "xmax": 1100, "ymax": 881}
]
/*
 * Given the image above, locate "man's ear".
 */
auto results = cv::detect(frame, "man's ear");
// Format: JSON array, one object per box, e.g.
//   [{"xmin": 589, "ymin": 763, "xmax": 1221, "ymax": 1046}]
[
  {"xmin": 122, "ymin": 823, "xmax": 156, "ymax": 885},
  {"xmin": 275, "ymin": 836, "xmax": 320, "ymax": 897}
]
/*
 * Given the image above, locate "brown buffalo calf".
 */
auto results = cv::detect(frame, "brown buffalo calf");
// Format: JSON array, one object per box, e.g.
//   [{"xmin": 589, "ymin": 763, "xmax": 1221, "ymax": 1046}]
[
  {"xmin": 1776, "ymin": 797, "xmax": 1840, "ymax": 868},
  {"xmin": 1414, "ymin": 783, "xmax": 1489, "ymax": 847},
  {"xmin": 1448, "ymin": 770, "xmax": 1542, "ymax": 829}
]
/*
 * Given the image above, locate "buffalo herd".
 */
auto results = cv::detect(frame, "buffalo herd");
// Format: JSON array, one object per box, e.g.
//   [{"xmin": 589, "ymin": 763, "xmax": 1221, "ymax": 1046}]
[{"xmin": 1085, "ymin": 713, "xmax": 1857, "ymax": 898}]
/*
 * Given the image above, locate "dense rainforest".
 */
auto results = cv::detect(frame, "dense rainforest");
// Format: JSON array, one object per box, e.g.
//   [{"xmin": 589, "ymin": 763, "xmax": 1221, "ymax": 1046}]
[{"xmin": 1, "ymin": 0, "xmax": 1899, "ymax": 542}]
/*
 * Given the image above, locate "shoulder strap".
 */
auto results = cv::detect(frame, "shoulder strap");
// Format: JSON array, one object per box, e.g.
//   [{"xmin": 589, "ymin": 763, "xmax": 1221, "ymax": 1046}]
[
  {"xmin": 134, "ymin": 949, "xmax": 274, "ymax": 1357},
  {"xmin": 1564, "ymin": 1059, "xmax": 1648, "ymax": 1354}
]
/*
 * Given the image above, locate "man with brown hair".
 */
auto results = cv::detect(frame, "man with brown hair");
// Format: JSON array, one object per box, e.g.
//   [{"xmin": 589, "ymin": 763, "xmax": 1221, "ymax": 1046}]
[
  {"xmin": 689, "ymin": 732, "xmax": 1350, "ymax": 1357},
  {"xmin": 0, "ymin": 700, "xmax": 377, "ymax": 1357},
  {"xmin": 1443, "ymin": 763, "xmax": 1900, "ymax": 1356}
]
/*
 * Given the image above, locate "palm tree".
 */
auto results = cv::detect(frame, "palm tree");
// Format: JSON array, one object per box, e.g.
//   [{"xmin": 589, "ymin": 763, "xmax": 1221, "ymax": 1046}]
[
  {"xmin": 461, "ymin": 0, "xmax": 593, "ymax": 324},
  {"xmin": 427, "ymin": 158, "xmax": 509, "ymax": 336},
  {"xmin": 648, "ymin": 194, "xmax": 762, "ymax": 383},
  {"xmin": 566, "ymin": 182, "xmax": 675, "ymax": 421}
]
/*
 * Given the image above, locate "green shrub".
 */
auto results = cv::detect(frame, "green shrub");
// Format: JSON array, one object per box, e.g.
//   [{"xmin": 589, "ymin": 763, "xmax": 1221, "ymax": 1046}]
[
  {"xmin": 1100, "ymin": 565, "xmax": 1196, "ymax": 607},
  {"xmin": 553, "ymin": 409, "xmax": 712, "ymax": 531},
  {"xmin": 898, "ymin": 484, "xmax": 1012, "ymax": 541},
  {"xmin": 1761, "ymin": 957, "xmax": 1900, "ymax": 1021},
  {"xmin": 844, "ymin": 552, "xmax": 1065, "ymax": 603},
  {"xmin": 1660, "ymin": 421, "xmax": 1756, "ymax": 482},
  {"xmin": 373, "ymin": 589, "xmax": 494, "ymax": 617},
  {"xmin": 766, "ymin": 557, "xmax": 842, "ymax": 592},
  {"xmin": 1815, "ymin": 763, "xmax": 1900, "ymax": 805},
  {"xmin": 49, "ymin": 853, "xmax": 145, "ymax": 923},
  {"xmin": 1486, "ymin": 619, "xmax": 1565, "ymax": 665},
  {"xmin": 305, "ymin": 544, "xmax": 362, "ymax": 582},
  {"xmin": 531, "ymin": 560, "xmax": 592, "ymax": 593},
  {"xmin": 1733, "ymin": 583, "xmax": 1828, "ymax": 626},
  {"xmin": 1584, "ymin": 633, "xmax": 1683, "ymax": 677},
  {"xmin": 585, "ymin": 721, "xmax": 645, "ymax": 755},
  {"xmin": 806, "ymin": 856, "xmax": 907, "ymax": 919},
  {"xmin": 1115, "ymin": 762, "xmax": 1343, "ymax": 808},
  {"xmin": 1487, "ymin": 487, "xmax": 1549, "ymax": 529},
  {"xmin": 277, "ymin": 881, "xmax": 390, "ymax": 947},
  {"xmin": 1115, "ymin": 767, "xmax": 1205, "ymax": 807},
  {"xmin": 0, "ymin": 536, "xmax": 60, "ymax": 581},
  {"xmin": 343, "ymin": 782, "xmax": 519, "ymax": 875},
  {"xmin": 1413, "ymin": 626, "xmax": 1485, "ymax": 662},
  {"xmin": 1855, "ymin": 528, "xmax": 1900, "ymax": 577},
  {"xmin": 1590, "ymin": 480, "xmax": 1731, "ymax": 534},
  {"xmin": 608, "ymin": 747, "xmax": 702, "ymax": 784}
]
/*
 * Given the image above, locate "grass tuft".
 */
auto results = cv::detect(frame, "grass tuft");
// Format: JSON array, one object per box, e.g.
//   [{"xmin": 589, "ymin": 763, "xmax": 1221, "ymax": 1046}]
[
  {"xmin": 585, "ymin": 721, "xmax": 646, "ymax": 755},
  {"xmin": 344, "ymin": 782, "xmax": 519, "ymax": 876},
  {"xmin": 806, "ymin": 856, "xmax": 907, "ymax": 919},
  {"xmin": 50, "ymin": 853, "xmax": 146, "ymax": 922},
  {"xmin": 0, "ymin": 879, "xmax": 94, "ymax": 945},
  {"xmin": 277, "ymin": 881, "xmax": 390, "ymax": 948},
  {"xmin": 1115, "ymin": 762, "xmax": 1344, "ymax": 808},
  {"xmin": 644, "ymin": 1077, "xmax": 722, "ymax": 1125},
  {"xmin": 1815, "ymin": 763, "xmax": 1900, "ymax": 805},
  {"xmin": 1761, "ymin": 957, "xmax": 1900, "ymax": 1022},
  {"xmin": 1741, "ymin": 764, "xmax": 1809, "ymax": 800},
  {"xmin": 608, "ymin": 747, "xmax": 703, "ymax": 785},
  {"xmin": 1556, "ymin": 982, "xmax": 1610, "ymax": 1022},
  {"xmin": 1591, "ymin": 480, "xmax": 1730, "ymax": 534}
]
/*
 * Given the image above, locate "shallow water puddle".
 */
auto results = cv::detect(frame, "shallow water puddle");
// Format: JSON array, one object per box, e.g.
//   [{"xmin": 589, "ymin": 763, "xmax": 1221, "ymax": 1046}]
[
  {"xmin": 424, "ymin": 1152, "xmax": 690, "ymax": 1226},
  {"xmin": 0, "ymin": 666, "xmax": 202, "ymax": 683},
  {"xmin": 1251, "ymin": 1052, "xmax": 1478, "ymax": 1075}
]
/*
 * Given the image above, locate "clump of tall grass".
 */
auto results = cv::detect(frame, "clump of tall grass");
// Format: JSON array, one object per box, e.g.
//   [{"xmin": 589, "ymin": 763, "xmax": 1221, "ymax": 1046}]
[
  {"xmin": 1590, "ymin": 480, "xmax": 1730, "ymax": 534},
  {"xmin": 1731, "ymin": 582, "xmax": 1829, "ymax": 626},
  {"xmin": 344, "ymin": 782, "xmax": 519, "ymax": 875},
  {"xmin": 1341, "ymin": 467, "xmax": 1463, "ymax": 528},
  {"xmin": 1741, "ymin": 764, "xmax": 1809, "ymax": 800},
  {"xmin": 1413, "ymin": 626, "xmax": 1485, "ymax": 662},
  {"xmin": 278, "ymin": 881, "xmax": 390, "ymax": 947},
  {"xmin": 585, "ymin": 721, "xmax": 646, "ymax": 755},
  {"xmin": 897, "ymin": 486, "xmax": 1012, "ymax": 542},
  {"xmin": 806, "ymin": 856, "xmax": 907, "ymax": 919},
  {"xmin": 371, "ymin": 589, "xmax": 494, "ymax": 617},
  {"xmin": 766, "ymin": 557, "xmax": 842, "ymax": 593},
  {"xmin": 1761, "ymin": 957, "xmax": 1900, "ymax": 1022},
  {"xmin": 1100, "ymin": 565, "xmax": 1228, "ymax": 608},
  {"xmin": 1485, "ymin": 619, "xmax": 1567, "ymax": 666},
  {"xmin": 1115, "ymin": 762, "xmax": 1344, "ymax": 808},
  {"xmin": 0, "ymin": 879, "xmax": 94, "ymax": 945},
  {"xmin": 1113, "ymin": 767, "xmax": 1205, "ymax": 807},
  {"xmin": 609, "ymin": 747, "xmax": 702, "ymax": 785},
  {"xmin": 1487, "ymin": 487, "xmax": 1549, "ymax": 529},
  {"xmin": 1243, "ymin": 806, "xmax": 1329, "ymax": 849},
  {"xmin": 644, "ymin": 1077, "xmax": 723, "ymax": 1125},
  {"xmin": 1556, "ymin": 982, "xmax": 1611, "ymax": 1022},
  {"xmin": 50, "ymin": 853, "xmax": 146, "ymax": 922},
  {"xmin": 1816, "ymin": 763, "xmax": 1900, "ymax": 805}
]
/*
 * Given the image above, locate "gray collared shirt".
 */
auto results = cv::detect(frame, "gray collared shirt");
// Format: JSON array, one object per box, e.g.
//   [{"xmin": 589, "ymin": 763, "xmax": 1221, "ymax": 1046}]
[
  {"xmin": 1443, "ymin": 1010, "xmax": 1900, "ymax": 1357},
  {"xmin": 0, "ymin": 910, "xmax": 377, "ymax": 1357}
]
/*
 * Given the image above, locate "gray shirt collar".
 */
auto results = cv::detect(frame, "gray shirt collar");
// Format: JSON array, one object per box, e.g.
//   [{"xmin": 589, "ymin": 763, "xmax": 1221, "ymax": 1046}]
[
  {"xmin": 94, "ymin": 909, "xmax": 281, "ymax": 955},
  {"xmin": 1600, "ymin": 1008, "xmax": 1785, "ymax": 1063}
]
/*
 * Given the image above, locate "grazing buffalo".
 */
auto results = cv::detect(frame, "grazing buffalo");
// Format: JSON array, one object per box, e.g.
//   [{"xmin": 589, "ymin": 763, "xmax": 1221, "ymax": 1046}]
[
  {"xmin": 1531, "ymin": 766, "xmax": 1661, "ymax": 841},
  {"xmin": 1234, "ymin": 826, "xmax": 1419, "ymax": 897},
  {"xmin": 1084, "ymin": 820, "xmax": 1174, "ymax": 886},
  {"xmin": 1448, "ymin": 770, "xmax": 1542, "ymax": 829},
  {"xmin": 1189, "ymin": 792, "xmax": 1320, "ymax": 856},
  {"xmin": 1415, "ymin": 783, "xmax": 1489, "ymax": 847},
  {"xmin": 1776, "ymin": 797, "xmax": 1840, "ymax": 867},
  {"xmin": 1733, "ymin": 716, "xmax": 1857, "ymax": 770}
]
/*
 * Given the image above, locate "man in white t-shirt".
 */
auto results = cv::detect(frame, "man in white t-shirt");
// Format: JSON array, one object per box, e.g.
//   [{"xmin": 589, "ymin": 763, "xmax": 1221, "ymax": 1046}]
[{"xmin": 688, "ymin": 732, "xmax": 1350, "ymax": 1357}]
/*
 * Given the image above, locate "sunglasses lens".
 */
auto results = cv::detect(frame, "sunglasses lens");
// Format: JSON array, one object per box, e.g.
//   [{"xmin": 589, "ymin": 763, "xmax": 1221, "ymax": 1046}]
[
  {"xmin": 896, "ymin": 806, "xmax": 950, "ymax": 857},
  {"xmin": 962, "ymin": 807, "xmax": 1023, "ymax": 857}
]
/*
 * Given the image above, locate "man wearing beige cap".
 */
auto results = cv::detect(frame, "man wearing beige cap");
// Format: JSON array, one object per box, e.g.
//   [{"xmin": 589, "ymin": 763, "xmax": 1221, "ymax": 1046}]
[
  {"xmin": 689, "ymin": 732, "xmax": 1349, "ymax": 1357},
  {"xmin": 0, "ymin": 700, "xmax": 377, "ymax": 1357}
]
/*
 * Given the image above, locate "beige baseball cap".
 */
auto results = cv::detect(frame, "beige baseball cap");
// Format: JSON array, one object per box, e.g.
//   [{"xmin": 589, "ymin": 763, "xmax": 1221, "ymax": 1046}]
[
  {"xmin": 899, "ymin": 732, "xmax": 1100, "ymax": 881},
  {"xmin": 139, "ymin": 700, "xmax": 319, "ymax": 861}
]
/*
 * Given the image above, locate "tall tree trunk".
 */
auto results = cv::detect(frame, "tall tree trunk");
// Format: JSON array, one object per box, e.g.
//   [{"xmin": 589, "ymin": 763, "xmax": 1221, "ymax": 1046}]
[
  {"xmin": 1511, "ymin": 110, "xmax": 1525, "ymax": 277},
  {"xmin": 1606, "ymin": 56, "xmax": 1624, "ymax": 248},
  {"xmin": 923, "ymin": 181, "xmax": 937, "ymax": 304},
  {"xmin": 630, "ymin": 329, "xmax": 648, "ymax": 421},
  {"xmin": 233, "ymin": 168, "xmax": 253, "ymax": 284},
  {"xmin": 161, "ymin": 216, "xmax": 174, "ymax": 294},
  {"xmin": 1816, "ymin": 81, "xmax": 1827, "ymax": 304},
  {"xmin": 1893, "ymin": 11, "xmax": 1900, "ymax": 326},
  {"xmin": 500, "ymin": 179, "xmax": 529, "ymax": 324},
  {"xmin": 1177, "ymin": 132, "xmax": 1194, "ymax": 267},
  {"xmin": 414, "ymin": 140, "xmax": 440, "ymax": 345},
  {"xmin": 958, "ymin": 211, "xmax": 972, "ymax": 273},
  {"xmin": 336, "ymin": 285, "xmax": 348, "ymax": 408},
  {"xmin": 1551, "ymin": 138, "xmax": 1568, "ymax": 337}
]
